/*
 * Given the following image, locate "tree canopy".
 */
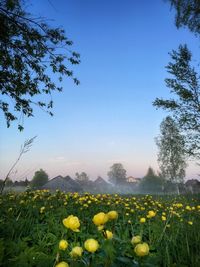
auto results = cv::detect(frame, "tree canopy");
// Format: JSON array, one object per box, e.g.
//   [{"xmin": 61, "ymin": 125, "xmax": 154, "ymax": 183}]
[
  {"xmin": 156, "ymin": 116, "xmax": 187, "ymax": 183},
  {"xmin": 139, "ymin": 167, "xmax": 164, "ymax": 193},
  {"xmin": 168, "ymin": 0, "xmax": 200, "ymax": 35},
  {"xmin": 153, "ymin": 45, "xmax": 200, "ymax": 157},
  {"xmin": 107, "ymin": 163, "xmax": 127, "ymax": 185},
  {"xmin": 0, "ymin": 0, "xmax": 80, "ymax": 130},
  {"xmin": 31, "ymin": 169, "xmax": 48, "ymax": 188},
  {"xmin": 75, "ymin": 172, "xmax": 89, "ymax": 183},
  {"xmin": 154, "ymin": 1, "xmax": 200, "ymax": 158}
]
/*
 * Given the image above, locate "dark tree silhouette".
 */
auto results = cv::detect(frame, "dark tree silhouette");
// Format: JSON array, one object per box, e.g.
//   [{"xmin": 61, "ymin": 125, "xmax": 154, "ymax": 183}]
[{"xmin": 0, "ymin": 0, "xmax": 80, "ymax": 130}]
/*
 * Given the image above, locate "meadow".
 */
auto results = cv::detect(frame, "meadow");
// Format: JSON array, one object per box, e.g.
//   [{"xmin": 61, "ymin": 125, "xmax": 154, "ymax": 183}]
[{"xmin": 0, "ymin": 190, "xmax": 200, "ymax": 267}]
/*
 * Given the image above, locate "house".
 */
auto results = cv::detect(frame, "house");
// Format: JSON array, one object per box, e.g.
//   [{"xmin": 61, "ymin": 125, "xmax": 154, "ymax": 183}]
[
  {"xmin": 126, "ymin": 176, "xmax": 141, "ymax": 183},
  {"xmin": 41, "ymin": 175, "xmax": 82, "ymax": 192}
]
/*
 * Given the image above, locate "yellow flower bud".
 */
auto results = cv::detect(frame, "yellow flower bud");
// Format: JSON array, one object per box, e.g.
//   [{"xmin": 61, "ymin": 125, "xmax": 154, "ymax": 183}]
[
  {"xmin": 70, "ymin": 246, "xmax": 83, "ymax": 258},
  {"xmin": 84, "ymin": 238, "xmax": 99, "ymax": 253},
  {"xmin": 63, "ymin": 215, "xmax": 80, "ymax": 232},
  {"xmin": 59, "ymin": 240, "xmax": 68, "ymax": 250},
  {"xmin": 105, "ymin": 230, "xmax": 113, "ymax": 239},
  {"xmin": 93, "ymin": 212, "xmax": 108, "ymax": 226},
  {"xmin": 134, "ymin": 243, "xmax": 149, "ymax": 257},
  {"xmin": 131, "ymin": 235, "xmax": 142, "ymax": 245},
  {"xmin": 148, "ymin": 210, "xmax": 156, "ymax": 218},
  {"xmin": 140, "ymin": 217, "xmax": 146, "ymax": 223},
  {"xmin": 107, "ymin": 210, "xmax": 118, "ymax": 220},
  {"xmin": 98, "ymin": 225, "xmax": 104, "ymax": 231},
  {"xmin": 55, "ymin": 261, "xmax": 69, "ymax": 267}
]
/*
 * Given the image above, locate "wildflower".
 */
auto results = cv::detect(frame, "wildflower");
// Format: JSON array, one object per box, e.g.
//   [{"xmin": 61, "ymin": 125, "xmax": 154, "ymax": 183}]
[
  {"xmin": 84, "ymin": 238, "xmax": 99, "ymax": 253},
  {"xmin": 98, "ymin": 225, "xmax": 104, "ymax": 231},
  {"xmin": 55, "ymin": 262, "xmax": 69, "ymax": 267},
  {"xmin": 140, "ymin": 217, "xmax": 146, "ymax": 223},
  {"xmin": 105, "ymin": 230, "xmax": 113, "ymax": 239},
  {"xmin": 63, "ymin": 215, "xmax": 80, "ymax": 232},
  {"xmin": 59, "ymin": 240, "xmax": 68, "ymax": 250},
  {"xmin": 107, "ymin": 210, "xmax": 118, "ymax": 220},
  {"xmin": 131, "ymin": 235, "xmax": 142, "ymax": 245},
  {"xmin": 147, "ymin": 210, "xmax": 156, "ymax": 218},
  {"xmin": 161, "ymin": 216, "xmax": 166, "ymax": 221},
  {"xmin": 134, "ymin": 243, "xmax": 149, "ymax": 256},
  {"xmin": 93, "ymin": 212, "xmax": 108, "ymax": 226},
  {"xmin": 70, "ymin": 246, "xmax": 83, "ymax": 258},
  {"xmin": 40, "ymin": 207, "xmax": 45, "ymax": 213},
  {"xmin": 188, "ymin": 221, "xmax": 193, "ymax": 225}
]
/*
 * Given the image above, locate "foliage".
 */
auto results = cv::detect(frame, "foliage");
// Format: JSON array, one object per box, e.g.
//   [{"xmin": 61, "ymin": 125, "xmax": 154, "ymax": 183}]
[
  {"xmin": 168, "ymin": 0, "xmax": 200, "ymax": 35},
  {"xmin": 31, "ymin": 169, "xmax": 48, "ymax": 189},
  {"xmin": 156, "ymin": 116, "xmax": 187, "ymax": 184},
  {"xmin": 0, "ymin": 191, "xmax": 200, "ymax": 266},
  {"xmin": 139, "ymin": 167, "xmax": 164, "ymax": 194},
  {"xmin": 75, "ymin": 172, "xmax": 89, "ymax": 184},
  {"xmin": 107, "ymin": 163, "xmax": 127, "ymax": 185},
  {"xmin": 153, "ymin": 45, "xmax": 200, "ymax": 158},
  {"xmin": 5, "ymin": 178, "xmax": 13, "ymax": 187},
  {"xmin": 0, "ymin": 0, "xmax": 80, "ymax": 130}
]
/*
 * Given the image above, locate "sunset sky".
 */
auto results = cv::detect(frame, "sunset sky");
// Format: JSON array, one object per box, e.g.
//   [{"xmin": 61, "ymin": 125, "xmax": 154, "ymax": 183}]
[{"xmin": 0, "ymin": 0, "xmax": 199, "ymax": 181}]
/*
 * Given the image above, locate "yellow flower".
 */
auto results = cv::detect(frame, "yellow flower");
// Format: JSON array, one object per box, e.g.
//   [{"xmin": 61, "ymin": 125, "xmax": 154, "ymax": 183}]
[
  {"xmin": 107, "ymin": 210, "xmax": 118, "ymax": 220},
  {"xmin": 148, "ymin": 210, "xmax": 156, "ymax": 218},
  {"xmin": 131, "ymin": 235, "xmax": 142, "ymax": 245},
  {"xmin": 84, "ymin": 238, "xmax": 99, "ymax": 253},
  {"xmin": 98, "ymin": 225, "xmax": 104, "ymax": 231},
  {"xmin": 161, "ymin": 216, "xmax": 166, "ymax": 221},
  {"xmin": 134, "ymin": 243, "xmax": 149, "ymax": 257},
  {"xmin": 63, "ymin": 215, "xmax": 80, "ymax": 232},
  {"xmin": 70, "ymin": 246, "xmax": 83, "ymax": 258},
  {"xmin": 105, "ymin": 230, "xmax": 113, "ymax": 239},
  {"xmin": 93, "ymin": 212, "xmax": 108, "ymax": 226},
  {"xmin": 59, "ymin": 239, "xmax": 68, "ymax": 250},
  {"xmin": 40, "ymin": 207, "xmax": 45, "ymax": 213},
  {"xmin": 188, "ymin": 221, "xmax": 193, "ymax": 225},
  {"xmin": 140, "ymin": 217, "xmax": 146, "ymax": 223},
  {"xmin": 55, "ymin": 262, "xmax": 69, "ymax": 267}
]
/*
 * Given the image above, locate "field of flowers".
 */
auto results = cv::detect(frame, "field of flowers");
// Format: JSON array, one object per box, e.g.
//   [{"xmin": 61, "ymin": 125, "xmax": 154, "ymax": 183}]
[{"xmin": 0, "ymin": 190, "xmax": 200, "ymax": 267}]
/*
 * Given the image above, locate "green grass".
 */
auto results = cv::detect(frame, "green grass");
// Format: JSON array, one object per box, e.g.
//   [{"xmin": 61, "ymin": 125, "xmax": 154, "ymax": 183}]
[{"xmin": 0, "ymin": 191, "xmax": 200, "ymax": 267}]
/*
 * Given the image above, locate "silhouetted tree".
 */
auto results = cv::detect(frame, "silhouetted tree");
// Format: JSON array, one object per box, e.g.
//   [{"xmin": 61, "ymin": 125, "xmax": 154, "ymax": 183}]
[
  {"xmin": 31, "ymin": 169, "xmax": 48, "ymax": 189},
  {"xmin": 0, "ymin": 0, "xmax": 80, "ymax": 130},
  {"xmin": 5, "ymin": 178, "xmax": 13, "ymax": 187},
  {"xmin": 167, "ymin": 0, "xmax": 200, "ymax": 35},
  {"xmin": 107, "ymin": 163, "xmax": 127, "ymax": 185},
  {"xmin": 156, "ymin": 116, "xmax": 187, "ymax": 194},
  {"xmin": 154, "ymin": 0, "xmax": 200, "ymax": 158},
  {"xmin": 75, "ymin": 172, "xmax": 89, "ymax": 184},
  {"xmin": 140, "ymin": 167, "xmax": 164, "ymax": 194},
  {"xmin": 153, "ymin": 45, "xmax": 200, "ymax": 158}
]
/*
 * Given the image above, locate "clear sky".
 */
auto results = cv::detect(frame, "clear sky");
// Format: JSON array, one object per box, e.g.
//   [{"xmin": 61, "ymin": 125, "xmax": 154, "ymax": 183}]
[{"xmin": 0, "ymin": 0, "xmax": 199, "ymax": 181}]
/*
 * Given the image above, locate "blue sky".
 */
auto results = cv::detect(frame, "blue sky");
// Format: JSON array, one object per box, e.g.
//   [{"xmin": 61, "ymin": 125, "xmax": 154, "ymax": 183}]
[{"xmin": 0, "ymin": 0, "xmax": 199, "ymax": 181}]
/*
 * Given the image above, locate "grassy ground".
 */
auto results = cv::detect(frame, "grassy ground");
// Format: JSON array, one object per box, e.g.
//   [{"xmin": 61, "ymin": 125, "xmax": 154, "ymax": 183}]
[{"xmin": 0, "ymin": 190, "xmax": 200, "ymax": 267}]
